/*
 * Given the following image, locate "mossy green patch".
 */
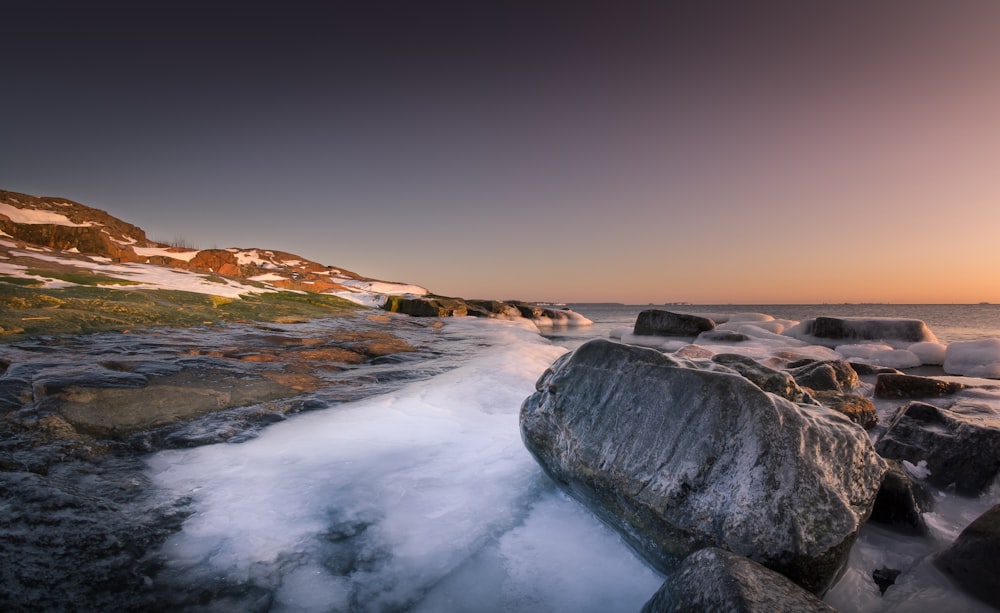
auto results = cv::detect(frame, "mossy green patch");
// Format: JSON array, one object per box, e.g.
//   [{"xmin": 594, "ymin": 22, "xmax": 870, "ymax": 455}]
[
  {"xmin": 0, "ymin": 285, "xmax": 362, "ymax": 341},
  {"xmin": 24, "ymin": 269, "xmax": 142, "ymax": 286},
  {"xmin": 0, "ymin": 274, "xmax": 44, "ymax": 287}
]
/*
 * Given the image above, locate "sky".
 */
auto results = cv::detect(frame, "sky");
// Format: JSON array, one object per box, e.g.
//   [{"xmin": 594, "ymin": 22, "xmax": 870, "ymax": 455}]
[{"xmin": 3, "ymin": 1, "xmax": 1000, "ymax": 304}]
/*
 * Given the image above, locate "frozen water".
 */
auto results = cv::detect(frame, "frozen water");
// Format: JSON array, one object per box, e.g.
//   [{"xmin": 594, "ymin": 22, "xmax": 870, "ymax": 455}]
[
  {"xmin": 147, "ymin": 318, "xmax": 663, "ymax": 611},
  {"xmin": 944, "ymin": 339, "xmax": 1000, "ymax": 378}
]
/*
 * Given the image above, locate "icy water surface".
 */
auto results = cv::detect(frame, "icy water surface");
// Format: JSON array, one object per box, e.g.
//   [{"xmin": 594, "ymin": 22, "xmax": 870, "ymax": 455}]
[{"xmin": 146, "ymin": 318, "xmax": 662, "ymax": 611}]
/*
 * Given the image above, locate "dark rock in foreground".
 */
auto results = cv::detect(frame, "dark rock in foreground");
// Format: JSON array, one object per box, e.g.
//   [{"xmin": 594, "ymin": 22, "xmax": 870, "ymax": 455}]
[
  {"xmin": 875, "ymin": 401, "xmax": 1000, "ymax": 495},
  {"xmin": 934, "ymin": 504, "xmax": 1000, "ymax": 609},
  {"xmin": 633, "ymin": 310, "xmax": 715, "ymax": 337},
  {"xmin": 520, "ymin": 339, "xmax": 886, "ymax": 593},
  {"xmin": 640, "ymin": 548, "xmax": 837, "ymax": 613},
  {"xmin": 869, "ymin": 460, "xmax": 931, "ymax": 534}
]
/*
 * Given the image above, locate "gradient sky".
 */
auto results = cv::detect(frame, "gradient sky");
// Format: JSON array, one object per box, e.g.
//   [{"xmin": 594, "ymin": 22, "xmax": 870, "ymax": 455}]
[{"xmin": 4, "ymin": 1, "xmax": 999, "ymax": 304}]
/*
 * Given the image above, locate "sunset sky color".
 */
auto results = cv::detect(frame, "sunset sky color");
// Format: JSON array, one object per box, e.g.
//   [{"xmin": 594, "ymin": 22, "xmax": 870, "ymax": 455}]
[{"xmin": 4, "ymin": 2, "xmax": 999, "ymax": 304}]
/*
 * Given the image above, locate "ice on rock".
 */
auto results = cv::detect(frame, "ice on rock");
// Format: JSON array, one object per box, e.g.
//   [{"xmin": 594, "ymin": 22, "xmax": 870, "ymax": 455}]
[
  {"xmin": 909, "ymin": 342, "xmax": 948, "ymax": 366},
  {"xmin": 944, "ymin": 339, "xmax": 1000, "ymax": 379},
  {"xmin": 787, "ymin": 317, "xmax": 937, "ymax": 348},
  {"xmin": 836, "ymin": 344, "xmax": 894, "ymax": 360},
  {"xmin": 869, "ymin": 349, "xmax": 922, "ymax": 370}
]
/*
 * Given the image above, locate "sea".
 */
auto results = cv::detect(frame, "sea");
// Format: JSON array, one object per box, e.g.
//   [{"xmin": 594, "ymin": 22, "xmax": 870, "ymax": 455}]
[
  {"xmin": 142, "ymin": 303, "xmax": 1000, "ymax": 612},
  {"xmin": 549, "ymin": 303, "xmax": 1000, "ymax": 347}
]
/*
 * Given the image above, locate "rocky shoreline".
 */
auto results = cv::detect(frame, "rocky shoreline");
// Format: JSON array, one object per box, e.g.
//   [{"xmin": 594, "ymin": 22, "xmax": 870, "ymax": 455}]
[
  {"xmin": 521, "ymin": 310, "xmax": 1000, "ymax": 611},
  {"xmin": 0, "ymin": 313, "xmax": 450, "ymax": 611}
]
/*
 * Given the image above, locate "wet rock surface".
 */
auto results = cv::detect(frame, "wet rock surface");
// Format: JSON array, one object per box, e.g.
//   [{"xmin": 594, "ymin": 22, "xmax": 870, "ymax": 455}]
[
  {"xmin": 875, "ymin": 401, "xmax": 1000, "ymax": 495},
  {"xmin": 640, "ymin": 548, "xmax": 837, "ymax": 613},
  {"xmin": 0, "ymin": 314, "xmax": 448, "ymax": 611}
]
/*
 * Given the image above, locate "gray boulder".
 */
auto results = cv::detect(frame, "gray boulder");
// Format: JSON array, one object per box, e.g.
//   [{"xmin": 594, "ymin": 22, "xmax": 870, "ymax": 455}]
[
  {"xmin": 875, "ymin": 401, "xmax": 1000, "ymax": 495},
  {"xmin": 640, "ymin": 548, "xmax": 837, "ymax": 613},
  {"xmin": 520, "ymin": 339, "xmax": 886, "ymax": 593},
  {"xmin": 934, "ymin": 504, "xmax": 1000, "ymax": 609},
  {"xmin": 633, "ymin": 310, "xmax": 715, "ymax": 337}
]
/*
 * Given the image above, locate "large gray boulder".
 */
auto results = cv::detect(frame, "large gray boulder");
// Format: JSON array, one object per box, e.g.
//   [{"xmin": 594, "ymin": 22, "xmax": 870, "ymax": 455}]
[
  {"xmin": 520, "ymin": 339, "xmax": 886, "ymax": 593},
  {"xmin": 640, "ymin": 548, "xmax": 837, "ymax": 613},
  {"xmin": 633, "ymin": 310, "xmax": 715, "ymax": 337},
  {"xmin": 875, "ymin": 401, "xmax": 1000, "ymax": 495}
]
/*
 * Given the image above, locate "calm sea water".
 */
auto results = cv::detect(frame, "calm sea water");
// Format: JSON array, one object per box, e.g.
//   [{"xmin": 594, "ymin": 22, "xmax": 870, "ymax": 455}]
[{"xmin": 545, "ymin": 303, "xmax": 1000, "ymax": 347}]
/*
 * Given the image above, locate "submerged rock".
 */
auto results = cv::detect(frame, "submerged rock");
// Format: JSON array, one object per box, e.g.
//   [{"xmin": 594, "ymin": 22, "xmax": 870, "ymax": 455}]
[
  {"xmin": 640, "ymin": 548, "xmax": 836, "ymax": 613},
  {"xmin": 875, "ymin": 401, "xmax": 1000, "ymax": 495},
  {"xmin": 520, "ymin": 339, "xmax": 886, "ymax": 593},
  {"xmin": 633, "ymin": 310, "xmax": 715, "ymax": 337},
  {"xmin": 934, "ymin": 504, "xmax": 1000, "ymax": 609}
]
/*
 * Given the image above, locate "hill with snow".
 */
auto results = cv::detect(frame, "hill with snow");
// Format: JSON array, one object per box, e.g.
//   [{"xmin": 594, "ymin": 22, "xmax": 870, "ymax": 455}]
[{"xmin": 0, "ymin": 189, "xmax": 428, "ymax": 308}]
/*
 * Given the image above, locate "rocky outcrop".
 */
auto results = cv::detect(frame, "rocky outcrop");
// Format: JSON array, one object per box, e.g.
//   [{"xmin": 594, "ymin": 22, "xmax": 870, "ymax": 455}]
[
  {"xmin": 633, "ymin": 310, "xmax": 715, "ymax": 337},
  {"xmin": 382, "ymin": 295, "xmax": 469, "ymax": 317},
  {"xmin": 465, "ymin": 299, "xmax": 522, "ymax": 320},
  {"xmin": 875, "ymin": 401, "xmax": 1000, "ymax": 495},
  {"xmin": 934, "ymin": 504, "xmax": 1000, "ymax": 609},
  {"xmin": 874, "ymin": 373, "xmax": 966, "ymax": 399},
  {"xmin": 520, "ymin": 339, "xmax": 886, "ymax": 593},
  {"xmin": 787, "ymin": 317, "xmax": 937, "ymax": 348},
  {"xmin": 640, "ymin": 548, "xmax": 836, "ymax": 613}
]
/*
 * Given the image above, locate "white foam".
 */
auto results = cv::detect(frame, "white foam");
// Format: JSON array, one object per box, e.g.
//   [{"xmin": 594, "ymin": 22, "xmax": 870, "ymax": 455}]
[{"xmin": 147, "ymin": 319, "xmax": 662, "ymax": 610}]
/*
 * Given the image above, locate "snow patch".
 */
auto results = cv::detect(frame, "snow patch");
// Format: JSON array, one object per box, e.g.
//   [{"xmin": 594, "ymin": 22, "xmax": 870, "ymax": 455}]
[
  {"xmin": 0, "ymin": 201, "xmax": 97, "ymax": 227},
  {"xmin": 133, "ymin": 246, "xmax": 201, "ymax": 262}
]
